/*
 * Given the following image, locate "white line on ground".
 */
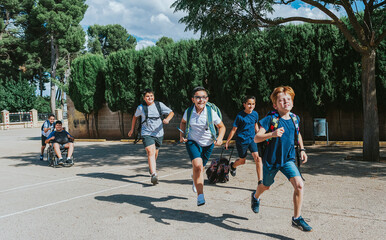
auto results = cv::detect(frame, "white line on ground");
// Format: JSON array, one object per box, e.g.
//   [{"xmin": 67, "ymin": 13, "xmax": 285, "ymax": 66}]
[
  {"xmin": 0, "ymin": 168, "xmax": 191, "ymax": 219},
  {"xmin": 0, "ymin": 164, "xmax": 148, "ymax": 194}
]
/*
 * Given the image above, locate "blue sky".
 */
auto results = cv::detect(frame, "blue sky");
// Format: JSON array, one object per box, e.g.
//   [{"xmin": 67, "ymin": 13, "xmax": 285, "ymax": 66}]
[{"xmin": 79, "ymin": 0, "xmax": 345, "ymax": 50}]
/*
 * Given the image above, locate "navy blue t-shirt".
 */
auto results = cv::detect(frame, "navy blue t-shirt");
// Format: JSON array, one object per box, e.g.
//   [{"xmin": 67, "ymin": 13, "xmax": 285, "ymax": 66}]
[
  {"xmin": 233, "ymin": 110, "xmax": 259, "ymax": 145},
  {"xmin": 259, "ymin": 114, "xmax": 300, "ymax": 168}
]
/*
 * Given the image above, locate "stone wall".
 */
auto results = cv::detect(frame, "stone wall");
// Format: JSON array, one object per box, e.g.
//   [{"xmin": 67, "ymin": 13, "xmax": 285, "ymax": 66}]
[{"xmin": 67, "ymin": 97, "xmax": 386, "ymax": 141}]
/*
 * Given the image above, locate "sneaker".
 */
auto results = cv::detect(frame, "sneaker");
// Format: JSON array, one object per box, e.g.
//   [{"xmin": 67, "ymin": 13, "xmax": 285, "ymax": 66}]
[
  {"xmin": 57, "ymin": 158, "xmax": 64, "ymax": 165},
  {"xmin": 197, "ymin": 194, "xmax": 205, "ymax": 206},
  {"xmin": 40, "ymin": 155, "xmax": 44, "ymax": 161},
  {"xmin": 230, "ymin": 162, "xmax": 236, "ymax": 177},
  {"xmin": 191, "ymin": 174, "xmax": 197, "ymax": 193},
  {"xmin": 65, "ymin": 158, "xmax": 73, "ymax": 166},
  {"xmin": 292, "ymin": 216, "xmax": 313, "ymax": 232},
  {"xmin": 251, "ymin": 191, "xmax": 260, "ymax": 213},
  {"xmin": 151, "ymin": 173, "xmax": 159, "ymax": 185}
]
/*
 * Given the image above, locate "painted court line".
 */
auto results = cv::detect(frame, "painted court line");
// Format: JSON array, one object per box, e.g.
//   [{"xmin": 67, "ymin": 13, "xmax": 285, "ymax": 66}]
[
  {"xmin": 0, "ymin": 164, "xmax": 148, "ymax": 194},
  {"xmin": 0, "ymin": 168, "xmax": 191, "ymax": 220}
]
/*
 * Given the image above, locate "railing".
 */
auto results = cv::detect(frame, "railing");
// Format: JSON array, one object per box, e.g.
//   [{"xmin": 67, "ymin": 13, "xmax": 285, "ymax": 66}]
[
  {"xmin": 9, "ymin": 112, "xmax": 32, "ymax": 123},
  {"xmin": 38, "ymin": 113, "xmax": 52, "ymax": 121}
]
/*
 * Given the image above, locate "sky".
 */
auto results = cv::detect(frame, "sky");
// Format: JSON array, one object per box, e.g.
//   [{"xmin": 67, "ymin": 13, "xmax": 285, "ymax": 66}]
[{"xmin": 79, "ymin": 0, "xmax": 345, "ymax": 50}]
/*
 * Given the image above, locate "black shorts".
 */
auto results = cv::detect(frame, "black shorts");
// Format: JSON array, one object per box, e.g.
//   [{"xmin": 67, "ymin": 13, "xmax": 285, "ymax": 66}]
[{"xmin": 41, "ymin": 135, "xmax": 47, "ymax": 146}]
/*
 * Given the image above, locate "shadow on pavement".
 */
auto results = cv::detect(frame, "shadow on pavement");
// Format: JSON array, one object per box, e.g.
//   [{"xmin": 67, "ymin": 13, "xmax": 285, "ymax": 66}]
[
  {"xmin": 95, "ymin": 194, "xmax": 294, "ymax": 240},
  {"xmin": 77, "ymin": 173, "xmax": 153, "ymax": 187}
]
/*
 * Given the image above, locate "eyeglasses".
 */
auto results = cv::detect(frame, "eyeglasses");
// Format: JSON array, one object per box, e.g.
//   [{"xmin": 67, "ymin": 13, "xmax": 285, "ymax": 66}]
[{"xmin": 194, "ymin": 95, "xmax": 208, "ymax": 100}]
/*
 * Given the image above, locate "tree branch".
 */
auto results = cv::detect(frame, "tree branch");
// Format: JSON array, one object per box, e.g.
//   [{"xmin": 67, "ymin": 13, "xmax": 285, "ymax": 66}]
[
  {"xmin": 340, "ymin": 0, "xmax": 368, "ymax": 46},
  {"xmin": 373, "ymin": 1, "xmax": 385, "ymax": 8}
]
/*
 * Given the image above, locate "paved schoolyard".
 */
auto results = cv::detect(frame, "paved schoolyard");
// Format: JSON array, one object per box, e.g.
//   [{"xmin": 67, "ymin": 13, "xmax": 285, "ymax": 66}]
[{"xmin": 0, "ymin": 128, "xmax": 385, "ymax": 240}]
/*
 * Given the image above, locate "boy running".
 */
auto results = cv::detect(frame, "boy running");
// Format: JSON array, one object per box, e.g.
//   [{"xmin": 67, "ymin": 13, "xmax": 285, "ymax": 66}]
[
  {"xmin": 253, "ymin": 86, "xmax": 312, "ymax": 232},
  {"xmin": 128, "ymin": 89, "xmax": 174, "ymax": 185},
  {"xmin": 179, "ymin": 86, "xmax": 226, "ymax": 206},
  {"xmin": 225, "ymin": 96, "xmax": 262, "ymax": 183},
  {"xmin": 40, "ymin": 114, "xmax": 55, "ymax": 161}
]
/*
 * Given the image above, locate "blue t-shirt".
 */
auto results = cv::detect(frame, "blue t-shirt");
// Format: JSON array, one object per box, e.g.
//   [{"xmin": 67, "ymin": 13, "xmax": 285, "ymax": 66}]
[
  {"xmin": 259, "ymin": 114, "xmax": 300, "ymax": 168},
  {"xmin": 233, "ymin": 110, "xmax": 259, "ymax": 145}
]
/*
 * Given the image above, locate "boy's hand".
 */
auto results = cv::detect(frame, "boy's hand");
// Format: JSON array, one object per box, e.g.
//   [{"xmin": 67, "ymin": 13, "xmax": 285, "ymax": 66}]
[
  {"xmin": 180, "ymin": 136, "xmax": 187, "ymax": 143},
  {"xmin": 225, "ymin": 141, "xmax": 230, "ymax": 150},
  {"xmin": 128, "ymin": 129, "xmax": 134, "ymax": 137},
  {"xmin": 272, "ymin": 127, "xmax": 285, "ymax": 138},
  {"xmin": 301, "ymin": 151, "xmax": 308, "ymax": 164},
  {"xmin": 215, "ymin": 138, "xmax": 223, "ymax": 146},
  {"xmin": 163, "ymin": 119, "xmax": 170, "ymax": 124}
]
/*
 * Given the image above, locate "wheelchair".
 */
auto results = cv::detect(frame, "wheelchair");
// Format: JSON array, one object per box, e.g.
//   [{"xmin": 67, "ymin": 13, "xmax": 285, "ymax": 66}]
[{"xmin": 46, "ymin": 141, "xmax": 74, "ymax": 168}]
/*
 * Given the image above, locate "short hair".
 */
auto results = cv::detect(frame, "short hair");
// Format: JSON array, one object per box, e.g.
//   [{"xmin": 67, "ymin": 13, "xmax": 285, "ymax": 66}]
[
  {"xmin": 244, "ymin": 95, "xmax": 256, "ymax": 103},
  {"xmin": 48, "ymin": 114, "xmax": 55, "ymax": 119},
  {"xmin": 270, "ymin": 86, "xmax": 295, "ymax": 104},
  {"xmin": 56, "ymin": 120, "xmax": 63, "ymax": 125},
  {"xmin": 191, "ymin": 86, "xmax": 207, "ymax": 97},
  {"xmin": 142, "ymin": 88, "xmax": 153, "ymax": 96}
]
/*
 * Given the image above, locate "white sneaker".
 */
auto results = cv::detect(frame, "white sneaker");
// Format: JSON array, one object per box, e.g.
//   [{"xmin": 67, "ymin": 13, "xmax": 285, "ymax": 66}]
[{"xmin": 191, "ymin": 174, "xmax": 197, "ymax": 193}]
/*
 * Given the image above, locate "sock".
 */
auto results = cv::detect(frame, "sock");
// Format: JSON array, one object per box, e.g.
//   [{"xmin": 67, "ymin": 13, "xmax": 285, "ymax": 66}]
[
  {"xmin": 67, "ymin": 157, "xmax": 71, "ymax": 160},
  {"xmin": 293, "ymin": 216, "xmax": 300, "ymax": 221}
]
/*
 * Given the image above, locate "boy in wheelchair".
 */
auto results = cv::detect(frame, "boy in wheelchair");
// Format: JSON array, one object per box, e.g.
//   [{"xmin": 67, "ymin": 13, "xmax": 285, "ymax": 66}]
[{"xmin": 45, "ymin": 121, "xmax": 75, "ymax": 167}]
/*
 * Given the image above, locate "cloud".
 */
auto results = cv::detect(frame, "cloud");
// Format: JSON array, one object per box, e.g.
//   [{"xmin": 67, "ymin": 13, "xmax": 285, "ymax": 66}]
[
  {"xmin": 136, "ymin": 40, "xmax": 156, "ymax": 50},
  {"xmin": 81, "ymin": 1, "xmax": 345, "ymax": 46}
]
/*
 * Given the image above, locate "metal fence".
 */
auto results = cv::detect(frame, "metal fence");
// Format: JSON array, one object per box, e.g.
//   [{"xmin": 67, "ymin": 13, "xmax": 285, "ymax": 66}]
[
  {"xmin": 38, "ymin": 113, "xmax": 52, "ymax": 121},
  {"xmin": 9, "ymin": 112, "xmax": 31, "ymax": 123}
]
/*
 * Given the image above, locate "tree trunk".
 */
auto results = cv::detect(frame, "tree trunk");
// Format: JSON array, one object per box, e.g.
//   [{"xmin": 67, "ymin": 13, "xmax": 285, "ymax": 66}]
[
  {"xmin": 361, "ymin": 50, "xmax": 379, "ymax": 162},
  {"xmin": 50, "ymin": 35, "xmax": 58, "ymax": 113}
]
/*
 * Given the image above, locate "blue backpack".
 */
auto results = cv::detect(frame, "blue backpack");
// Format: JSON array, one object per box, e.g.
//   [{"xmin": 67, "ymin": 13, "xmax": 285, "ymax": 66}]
[{"xmin": 184, "ymin": 102, "xmax": 222, "ymax": 141}]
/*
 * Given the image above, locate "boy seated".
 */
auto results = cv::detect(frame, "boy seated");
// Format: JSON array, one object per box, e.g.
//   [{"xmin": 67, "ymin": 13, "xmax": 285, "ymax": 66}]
[
  {"xmin": 45, "ymin": 121, "xmax": 75, "ymax": 166},
  {"xmin": 40, "ymin": 114, "xmax": 56, "ymax": 160}
]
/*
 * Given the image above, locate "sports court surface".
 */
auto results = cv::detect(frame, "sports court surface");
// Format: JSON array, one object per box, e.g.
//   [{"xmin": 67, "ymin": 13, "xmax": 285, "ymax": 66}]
[{"xmin": 1, "ymin": 128, "xmax": 385, "ymax": 239}]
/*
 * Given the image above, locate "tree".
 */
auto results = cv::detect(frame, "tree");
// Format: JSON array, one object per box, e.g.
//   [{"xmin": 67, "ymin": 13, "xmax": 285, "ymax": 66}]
[
  {"xmin": 0, "ymin": 77, "xmax": 36, "ymax": 112},
  {"xmin": 29, "ymin": 0, "xmax": 88, "ymax": 113},
  {"xmin": 172, "ymin": 0, "xmax": 385, "ymax": 161},
  {"xmin": 87, "ymin": 24, "xmax": 136, "ymax": 57},
  {"xmin": 69, "ymin": 54, "xmax": 105, "ymax": 138},
  {"xmin": 156, "ymin": 36, "xmax": 174, "ymax": 48}
]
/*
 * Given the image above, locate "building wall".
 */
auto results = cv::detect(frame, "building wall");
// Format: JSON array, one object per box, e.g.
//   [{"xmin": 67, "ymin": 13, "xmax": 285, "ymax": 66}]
[{"xmin": 67, "ymin": 97, "xmax": 386, "ymax": 141}]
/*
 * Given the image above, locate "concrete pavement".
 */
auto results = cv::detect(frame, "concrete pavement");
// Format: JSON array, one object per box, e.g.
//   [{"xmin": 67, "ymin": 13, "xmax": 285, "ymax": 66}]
[{"xmin": 0, "ymin": 128, "xmax": 385, "ymax": 239}]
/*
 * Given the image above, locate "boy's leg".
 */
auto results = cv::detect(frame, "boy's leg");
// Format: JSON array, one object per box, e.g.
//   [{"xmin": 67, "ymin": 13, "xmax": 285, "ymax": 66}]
[
  {"xmin": 290, "ymin": 176, "xmax": 304, "ymax": 218},
  {"xmin": 53, "ymin": 143, "xmax": 62, "ymax": 159},
  {"xmin": 145, "ymin": 144, "xmax": 157, "ymax": 175},
  {"xmin": 252, "ymin": 152, "xmax": 262, "ymax": 181},
  {"xmin": 230, "ymin": 142, "xmax": 247, "ymax": 176},
  {"xmin": 66, "ymin": 142, "xmax": 74, "ymax": 158},
  {"xmin": 232, "ymin": 158, "xmax": 246, "ymax": 168},
  {"xmin": 191, "ymin": 157, "xmax": 204, "ymax": 195},
  {"xmin": 251, "ymin": 164, "xmax": 276, "ymax": 213},
  {"xmin": 40, "ymin": 136, "xmax": 47, "ymax": 160}
]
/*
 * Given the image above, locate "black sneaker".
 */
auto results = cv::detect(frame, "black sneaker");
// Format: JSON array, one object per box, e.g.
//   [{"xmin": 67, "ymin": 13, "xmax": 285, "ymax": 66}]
[
  {"xmin": 151, "ymin": 173, "xmax": 159, "ymax": 185},
  {"xmin": 57, "ymin": 158, "xmax": 64, "ymax": 165},
  {"xmin": 292, "ymin": 216, "xmax": 312, "ymax": 232},
  {"xmin": 64, "ymin": 159, "xmax": 73, "ymax": 167},
  {"xmin": 230, "ymin": 162, "xmax": 236, "ymax": 177},
  {"xmin": 40, "ymin": 155, "xmax": 44, "ymax": 161},
  {"xmin": 251, "ymin": 191, "xmax": 260, "ymax": 213}
]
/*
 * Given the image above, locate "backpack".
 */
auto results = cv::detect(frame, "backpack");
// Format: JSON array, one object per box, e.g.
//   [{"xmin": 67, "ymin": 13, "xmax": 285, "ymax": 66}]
[
  {"xmin": 185, "ymin": 102, "xmax": 222, "ymax": 141},
  {"xmin": 206, "ymin": 147, "xmax": 233, "ymax": 184},
  {"xmin": 134, "ymin": 101, "xmax": 163, "ymax": 144},
  {"xmin": 257, "ymin": 110, "xmax": 304, "ymax": 180}
]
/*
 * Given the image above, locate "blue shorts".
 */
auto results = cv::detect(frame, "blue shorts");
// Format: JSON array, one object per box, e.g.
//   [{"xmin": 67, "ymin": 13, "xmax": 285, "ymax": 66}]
[
  {"xmin": 142, "ymin": 135, "xmax": 163, "ymax": 149},
  {"xmin": 236, "ymin": 141, "xmax": 258, "ymax": 158},
  {"xmin": 186, "ymin": 140, "xmax": 214, "ymax": 166},
  {"xmin": 263, "ymin": 161, "xmax": 301, "ymax": 186}
]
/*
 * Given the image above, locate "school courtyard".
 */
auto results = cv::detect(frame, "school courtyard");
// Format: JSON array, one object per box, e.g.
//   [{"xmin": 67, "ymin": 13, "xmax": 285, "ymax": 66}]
[{"xmin": 0, "ymin": 128, "xmax": 385, "ymax": 240}]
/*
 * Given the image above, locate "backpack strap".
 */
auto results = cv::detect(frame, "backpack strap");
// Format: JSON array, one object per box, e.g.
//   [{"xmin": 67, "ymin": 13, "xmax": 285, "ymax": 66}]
[
  {"xmin": 184, "ymin": 104, "xmax": 195, "ymax": 139},
  {"xmin": 289, "ymin": 112, "xmax": 300, "ymax": 145}
]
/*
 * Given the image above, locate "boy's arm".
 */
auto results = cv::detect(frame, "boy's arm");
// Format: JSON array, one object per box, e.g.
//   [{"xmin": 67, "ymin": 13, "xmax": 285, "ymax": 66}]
[
  {"xmin": 215, "ymin": 122, "xmax": 226, "ymax": 146},
  {"xmin": 179, "ymin": 118, "xmax": 187, "ymax": 142},
  {"xmin": 255, "ymin": 123, "xmax": 259, "ymax": 133},
  {"xmin": 254, "ymin": 126, "xmax": 284, "ymax": 143},
  {"xmin": 128, "ymin": 115, "xmax": 138, "ymax": 137},
  {"xmin": 66, "ymin": 131, "xmax": 74, "ymax": 141},
  {"xmin": 298, "ymin": 133, "xmax": 308, "ymax": 163},
  {"xmin": 163, "ymin": 111, "xmax": 174, "ymax": 124},
  {"xmin": 45, "ymin": 132, "xmax": 55, "ymax": 144},
  {"xmin": 225, "ymin": 127, "xmax": 237, "ymax": 149}
]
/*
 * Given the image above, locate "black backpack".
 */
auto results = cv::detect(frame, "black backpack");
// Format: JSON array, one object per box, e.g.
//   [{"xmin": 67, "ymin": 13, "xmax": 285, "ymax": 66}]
[
  {"xmin": 134, "ymin": 101, "xmax": 163, "ymax": 144},
  {"xmin": 206, "ymin": 147, "xmax": 234, "ymax": 184}
]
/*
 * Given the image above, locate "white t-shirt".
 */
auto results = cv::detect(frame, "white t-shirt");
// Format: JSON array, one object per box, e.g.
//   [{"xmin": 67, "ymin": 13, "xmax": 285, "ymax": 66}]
[
  {"xmin": 183, "ymin": 106, "xmax": 221, "ymax": 147},
  {"xmin": 41, "ymin": 120, "xmax": 55, "ymax": 137},
  {"xmin": 135, "ymin": 102, "xmax": 172, "ymax": 137}
]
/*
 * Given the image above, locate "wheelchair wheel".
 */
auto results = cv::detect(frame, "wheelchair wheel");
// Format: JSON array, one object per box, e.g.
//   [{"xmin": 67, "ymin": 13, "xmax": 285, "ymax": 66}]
[{"xmin": 46, "ymin": 147, "xmax": 55, "ymax": 167}]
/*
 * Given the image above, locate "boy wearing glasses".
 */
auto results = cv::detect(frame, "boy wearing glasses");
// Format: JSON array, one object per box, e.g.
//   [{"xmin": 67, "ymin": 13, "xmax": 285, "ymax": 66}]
[
  {"xmin": 128, "ymin": 89, "xmax": 174, "ymax": 185},
  {"xmin": 179, "ymin": 86, "xmax": 226, "ymax": 206}
]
